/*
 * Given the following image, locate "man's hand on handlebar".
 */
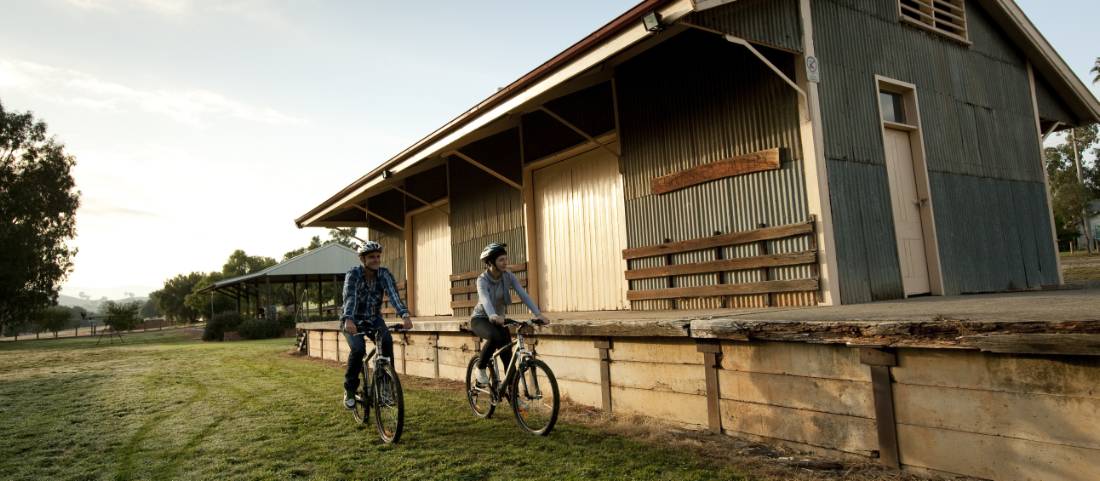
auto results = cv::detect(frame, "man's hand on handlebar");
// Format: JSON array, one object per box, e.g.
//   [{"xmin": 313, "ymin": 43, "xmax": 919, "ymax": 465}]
[
  {"xmin": 401, "ymin": 315, "xmax": 412, "ymax": 331},
  {"xmin": 343, "ymin": 318, "xmax": 357, "ymax": 335}
]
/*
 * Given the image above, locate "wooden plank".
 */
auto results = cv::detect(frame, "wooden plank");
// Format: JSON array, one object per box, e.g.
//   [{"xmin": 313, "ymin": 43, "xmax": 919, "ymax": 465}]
[
  {"xmin": 717, "ymin": 370, "xmax": 874, "ymax": 419},
  {"xmin": 896, "ymin": 424, "xmax": 1100, "ymax": 481},
  {"xmin": 719, "ymin": 399, "xmax": 878, "ymax": 456},
  {"xmin": 449, "ymin": 278, "xmax": 527, "ymax": 294},
  {"xmin": 612, "ymin": 386, "xmax": 709, "ymax": 428},
  {"xmin": 608, "ymin": 361, "xmax": 707, "ymax": 395},
  {"xmin": 622, "ymin": 222, "xmax": 814, "ymax": 259},
  {"xmin": 533, "ymin": 354, "xmax": 602, "ymax": 384},
  {"xmin": 626, "ymin": 278, "xmax": 818, "ymax": 301},
  {"xmin": 448, "ymin": 263, "xmax": 528, "ymax": 281},
  {"xmin": 893, "ymin": 350, "xmax": 1100, "ymax": 398},
  {"xmin": 450, "ymin": 294, "xmax": 521, "ymax": 309},
  {"xmin": 625, "ymin": 251, "xmax": 816, "ymax": 280},
  {"xmin": 859, "ymin": 347, "xmax": 898, "ymax": 367},
  {"xmin": 556, "ymin": 378, "xmax": 604, "ymax": 409},
  {"xmin": 720, "ymin": 342, "xmax": 870, "ymax": 382},
  {"xmin": 612, "ymin": 338, "xmax": 702, "ymax": 364},
  {"xmin": 957, "ymin": 333, "xmax": 1100, "ymax": 356},
  {"xmin": 702, "ymin": 349, "xmax": 722, "ymax": 433},
  {"xmin": 651, "ymin": 148, "xmax": 780, "ymax": 195},
  {"xmin": 894, "ymin": 383, "xmax": 1100, "ymax": 450}
]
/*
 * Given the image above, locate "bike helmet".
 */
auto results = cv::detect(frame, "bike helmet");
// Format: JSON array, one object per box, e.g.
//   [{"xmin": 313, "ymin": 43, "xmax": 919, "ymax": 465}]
[
  {"xmin": 479, "ymin": 242, "xmax": 507, "ymax": 265},
  {"xmin": 357, "ymin": 241, "xmax": 383, "ymax": 255}
]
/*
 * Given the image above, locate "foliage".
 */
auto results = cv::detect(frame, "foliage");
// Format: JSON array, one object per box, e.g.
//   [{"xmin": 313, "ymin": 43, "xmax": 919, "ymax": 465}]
[
  {"xmin": 102, "ymin": 301, "xmax": 142, "ymax": 332},
  {"xmin": 1045, "ymin": 125, "xmax": 1099, "ymax": 241},
  {"xmin": 237, "ymin": 317, "xmax": 282, "ymax": 340},
  {"xmin": 141, "ymin": 292, "xmax": 162, "ymax": 318},
  {"xmin": 222, "ymin": 249, "xmax": 276, "ymax": 277},
  {"xmin": 0, "ymin": 101, "xmax": 80, "ymax": 333},
  {"xmin": 202, "ymin": 311, "xmax": 243, "ymax": 341},
  {"xmin": 156, "ymin": 272, "xmax": 205, "ymax": 322},
  {"xmin": 183, "ymin": 272, "xmax": 237, "ymax": 320},
  {"xmin": 35, "ymin": 306, "xmax": 74, "ymax": 336}
]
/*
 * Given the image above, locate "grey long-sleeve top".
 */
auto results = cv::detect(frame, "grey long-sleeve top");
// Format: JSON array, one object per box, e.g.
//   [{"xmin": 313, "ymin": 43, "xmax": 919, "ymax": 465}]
[{"xmin": 472, "ymin": 270, "xmax": 541, "ymax": 318}]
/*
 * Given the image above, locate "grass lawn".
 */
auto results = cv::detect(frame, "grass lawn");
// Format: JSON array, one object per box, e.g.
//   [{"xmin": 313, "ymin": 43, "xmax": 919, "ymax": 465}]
[
  {"xmin": 0, "ymin": 330, "xmax": 758, "ymax": 481},
  {"xmin": 1061, "ymin": 251, "xmax": 1100, "ymax": 284}
]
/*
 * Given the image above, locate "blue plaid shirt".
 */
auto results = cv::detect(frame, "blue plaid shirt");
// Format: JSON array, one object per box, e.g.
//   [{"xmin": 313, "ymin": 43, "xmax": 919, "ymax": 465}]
[{"xmin": 341, "ymin": 266, "xmax": 408, "ymax": 329}]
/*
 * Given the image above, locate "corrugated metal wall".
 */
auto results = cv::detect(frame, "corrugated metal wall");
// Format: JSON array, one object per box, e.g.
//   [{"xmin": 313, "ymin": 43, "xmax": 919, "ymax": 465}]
[
  {"xmin": 617, "ymin": 30, "xmax": 814, "ymax": 309},
  {"xmin": 814, "ymin": 0, "xmax": 1059, "ymax": 302},
  {"xmin": 447, "ymin": 141, "xmax": 528, "ymax": 317},
  {"xmin": 369, "ymin": 226, "xmax": 406, "ymax": 282},
  {"xmin": 688, "ymin": 0, "xmax": 803, "ymax": 53}
]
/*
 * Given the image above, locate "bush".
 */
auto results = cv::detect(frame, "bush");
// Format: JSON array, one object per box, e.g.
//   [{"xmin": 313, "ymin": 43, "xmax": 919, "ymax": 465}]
[
  {"xmin": 276, "ymin": 311, "xmax": 296, "ymax": 331},
  {"xmin": 237, "ymin": 318, "xmax": 282, "ymax": 340},
  {"xmin": 202, "ymin": 311, "xmax": 243, "ymax": 341}
]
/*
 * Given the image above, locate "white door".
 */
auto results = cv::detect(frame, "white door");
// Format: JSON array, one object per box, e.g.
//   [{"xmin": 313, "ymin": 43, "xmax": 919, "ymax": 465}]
[
  {"xmin": 534, "ymin": 145, "xmax": 629, "ymax": 311},
  {"xmin": 412, "ymin": 207, "xmax": 453, "ymax": 316},
  {"xmin": 884, "ymin": 128, "xmax": 931, "ymax": 296}
]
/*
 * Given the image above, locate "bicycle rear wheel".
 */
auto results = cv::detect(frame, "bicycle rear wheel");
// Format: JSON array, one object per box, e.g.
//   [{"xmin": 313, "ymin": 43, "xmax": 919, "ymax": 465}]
[
  {"xmin": 465, "ymin": 356, "xmax": 496, "ymax": 418},
  {"xmin": 372, "ymin": 363, "xmax": 404, "ymax": 444},
  {"xmin": 511, "ymin": 358, "xmax": 559, "ymax": 435}
]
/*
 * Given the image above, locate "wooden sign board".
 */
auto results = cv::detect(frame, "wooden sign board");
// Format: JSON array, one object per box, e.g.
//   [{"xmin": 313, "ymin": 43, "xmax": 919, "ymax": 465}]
[{"xmin": 651, "ymin": 148, "xmax": 781, "ymax": 195}]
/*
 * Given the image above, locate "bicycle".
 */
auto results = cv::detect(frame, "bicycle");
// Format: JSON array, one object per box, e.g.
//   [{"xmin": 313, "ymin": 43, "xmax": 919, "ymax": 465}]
[
  {"xmin": 465, "ymin": 318, "xmax": 560, "ymax": 435},
  {"xmin": 348, "ymin": 322, "xmax": 406, "ymax": 444}
]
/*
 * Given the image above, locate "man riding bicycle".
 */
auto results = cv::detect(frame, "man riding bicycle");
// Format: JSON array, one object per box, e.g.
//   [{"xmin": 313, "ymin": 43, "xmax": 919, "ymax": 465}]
[{"xmin": 341, "ymin": 241, "xmax": 412, "ymax": 409}]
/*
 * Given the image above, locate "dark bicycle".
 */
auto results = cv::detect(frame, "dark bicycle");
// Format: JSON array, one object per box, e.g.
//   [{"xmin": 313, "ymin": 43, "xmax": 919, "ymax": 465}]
[
  {"xmin": 348, "ymin": 323, "xmax": 406, "ymax": 444},
  {"xmin": 465, "ymin": 318, "xmax": 560, "ymax": 435}
]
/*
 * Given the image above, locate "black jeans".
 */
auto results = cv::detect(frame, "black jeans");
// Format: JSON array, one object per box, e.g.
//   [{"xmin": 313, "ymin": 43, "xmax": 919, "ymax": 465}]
[
  {"xmin": 343, "ymin": 317, "xmax": 393, "ymax": 395},
  {"xmin": 470, "ymin": 316, "xmax": 512, "ymax": 371}
]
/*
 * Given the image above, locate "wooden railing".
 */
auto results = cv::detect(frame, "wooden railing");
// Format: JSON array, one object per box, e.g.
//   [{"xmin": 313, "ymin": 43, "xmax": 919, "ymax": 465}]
[
  {"xmin": 622, "ymin": 219, "xmax": 819, "ymax": 306},
  {"xmin": 380, "ymin": 281, "xmax": 408, "ymax": 317},
  {"xmin": 450, "ymin": 263, "xmax": 527, "ymax": 310}
]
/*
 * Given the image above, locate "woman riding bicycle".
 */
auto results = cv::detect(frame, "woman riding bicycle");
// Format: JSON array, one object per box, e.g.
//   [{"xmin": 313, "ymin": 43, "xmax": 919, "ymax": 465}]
[{"xmin": 471, "ymin": 242, "xmax": 549, "ymax": 386}]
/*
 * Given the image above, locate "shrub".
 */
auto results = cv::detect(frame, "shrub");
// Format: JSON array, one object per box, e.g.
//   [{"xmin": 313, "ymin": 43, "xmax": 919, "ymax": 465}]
[
  {"xmin": 237, "ymin": 318, "xmax": 282, "ymax": 340},
  {"xmin": 202, "ymin": 311, "xmax": 243, "ymax": 341}
]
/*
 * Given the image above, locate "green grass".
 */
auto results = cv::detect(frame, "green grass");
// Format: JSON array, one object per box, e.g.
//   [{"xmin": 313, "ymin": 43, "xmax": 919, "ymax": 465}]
[{"xmin": 0, "ymin": 330, "xmax": 747, "ymax": 481}]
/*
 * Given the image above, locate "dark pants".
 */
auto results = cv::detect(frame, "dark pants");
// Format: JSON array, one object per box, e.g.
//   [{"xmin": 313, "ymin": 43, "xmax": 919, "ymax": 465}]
[
  {"xmin": 471, "ymin": 316, "xmax": 512, "ymax": 370},
  {"xmin": 343, "ymin": 317, "xmax": 393, "ymax": 394}
]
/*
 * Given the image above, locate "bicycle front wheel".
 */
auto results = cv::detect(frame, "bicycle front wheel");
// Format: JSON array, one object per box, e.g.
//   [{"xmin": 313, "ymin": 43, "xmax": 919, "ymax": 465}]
[
  {"xmin": 372, "ymin": 363, "xmax": 404, "ymax": 444},
  {"xmin": 511, "ymin": 358, "xmax": 559, "ymax": 436}
]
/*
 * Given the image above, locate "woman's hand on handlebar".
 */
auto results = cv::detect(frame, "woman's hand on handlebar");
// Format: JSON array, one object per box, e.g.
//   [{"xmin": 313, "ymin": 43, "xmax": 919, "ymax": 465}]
[
  {"xmin": 489, "ymin": 314, "xmax": 505, "ymax": 325},
  {"xmin": 534, "ymin": 313, "xmax": 550, "ymax": 325}
]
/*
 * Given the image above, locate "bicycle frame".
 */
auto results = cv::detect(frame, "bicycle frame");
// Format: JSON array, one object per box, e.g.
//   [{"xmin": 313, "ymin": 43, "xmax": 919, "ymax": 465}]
[{"xmin": 485, "ymin": 320, "xmax": 542, "ymax": 401}]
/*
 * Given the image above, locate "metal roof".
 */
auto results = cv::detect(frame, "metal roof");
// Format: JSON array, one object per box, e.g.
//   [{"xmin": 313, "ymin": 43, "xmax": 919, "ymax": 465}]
[{"xmin": 200, "ymin": 243, "xmax": 359, "ymax": 292}]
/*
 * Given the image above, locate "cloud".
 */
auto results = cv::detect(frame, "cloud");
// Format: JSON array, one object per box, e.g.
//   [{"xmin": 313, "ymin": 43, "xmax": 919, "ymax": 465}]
[
  {"xmin": 0, "ymin": 59, "xmax": 306, "ymax": 126},
  {"xmin": 60, "ymin": 0, "xmax": 291, "ymax": 28}
]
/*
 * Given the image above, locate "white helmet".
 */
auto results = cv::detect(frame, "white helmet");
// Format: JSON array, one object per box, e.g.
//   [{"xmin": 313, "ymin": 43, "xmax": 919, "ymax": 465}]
[{"xmin": 357, "ymin": 241, "xmax": 383, "ymax": 255}]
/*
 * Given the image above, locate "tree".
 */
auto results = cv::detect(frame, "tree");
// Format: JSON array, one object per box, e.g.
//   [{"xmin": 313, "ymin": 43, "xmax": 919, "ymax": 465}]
[
  {"xmin": 1045, "ymin": 125, "xmax": 1099, "ymax": 251},
  {"xmin": 222, "ymin": 249, "xmax": 276, "ymax": 277},
  {"xmin": 157, "ymin": 272, "xmax": 205, "ymax": 322},
  {"xmin": 327, "ymin": 228, "xmax": 359, "ymax": 249},
  {"xmin": 0, "ymin": 101, "xmax": 80, "ymax": 334},
  {"xmin": 1092, "ymin": 57, "xmax": 1099, "ymax": 84},
  {"xmin": 184, "ymin": 272, "xmax": 236, "ymax": 320},
  {"xmin": 283, "ymin": 235, "xmax": 322, "ymax": 261},
  {"xmin": 102, "ymin": 301, "xmax": 141, "ymax": 332},
  {"xmin": 36, "ymin": 306, "xmax": 74, "ymax": 338},
  {"xmin": 141, "ymin": 292, "xmax": 162, "ymax": 318}
]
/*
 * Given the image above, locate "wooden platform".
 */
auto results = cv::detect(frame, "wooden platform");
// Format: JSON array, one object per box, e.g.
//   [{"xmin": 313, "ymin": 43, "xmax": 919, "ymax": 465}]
[{"xmin": 300, "ymin": 288, "xmax": 1100, "ymax": 355}]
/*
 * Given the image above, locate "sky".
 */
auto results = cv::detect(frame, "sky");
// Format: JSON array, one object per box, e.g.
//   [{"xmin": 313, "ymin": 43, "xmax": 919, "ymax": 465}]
[{"xmin": 0, "ymin": 0, "xmax": 1097, "ymax": 300}]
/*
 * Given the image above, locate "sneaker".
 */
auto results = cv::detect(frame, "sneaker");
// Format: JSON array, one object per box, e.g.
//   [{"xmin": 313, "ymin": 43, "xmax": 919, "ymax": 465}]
[
  {"xmin": 476, "ymin": 368, "xmax": 490, "ymax": 386},
  {"xmin": 344, "ymin": 390, "xmax": 357, "ymax": 409}
]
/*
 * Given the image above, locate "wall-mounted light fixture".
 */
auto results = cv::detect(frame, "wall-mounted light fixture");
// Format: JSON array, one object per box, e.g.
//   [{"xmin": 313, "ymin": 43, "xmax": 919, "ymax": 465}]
[
  {"xmin": 381, "ymin": 169, "xmax": 394, "ymax": 179},
  {"xmin": 642, "ymin": 11, "xmax": 663, "ymax": 32}
]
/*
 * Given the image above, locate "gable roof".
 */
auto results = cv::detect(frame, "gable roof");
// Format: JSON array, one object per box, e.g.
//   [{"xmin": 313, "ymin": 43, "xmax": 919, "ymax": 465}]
[
  {"xmin": 203, "ymin": 243, "xmax": 359, "ymax": 291},
  {"xmin": 296, "ymin": 0, "xmax": 1100, "ymax": 228}
]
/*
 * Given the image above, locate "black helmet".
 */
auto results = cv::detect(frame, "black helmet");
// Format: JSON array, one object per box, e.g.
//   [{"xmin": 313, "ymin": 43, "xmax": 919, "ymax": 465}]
[{"xmin": 479, "ymin": 242, "xmax": 507, "ymax": 264}]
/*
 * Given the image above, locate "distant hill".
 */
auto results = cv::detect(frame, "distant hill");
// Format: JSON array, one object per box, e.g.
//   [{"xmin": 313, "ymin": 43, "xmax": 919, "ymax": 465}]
[{"xmin": 57, "ymin": 295, "xmax": 148, "ymax": 312}]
